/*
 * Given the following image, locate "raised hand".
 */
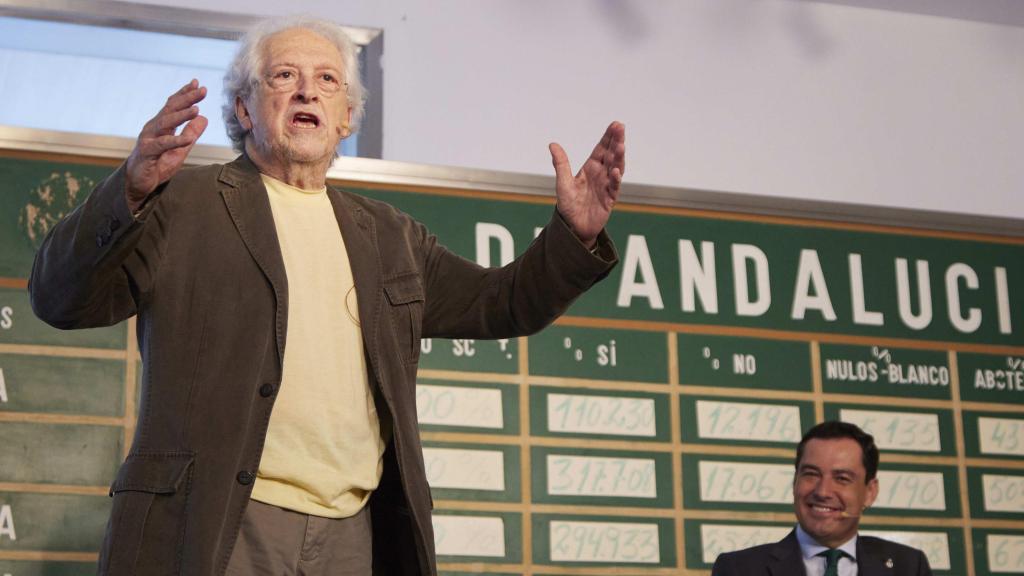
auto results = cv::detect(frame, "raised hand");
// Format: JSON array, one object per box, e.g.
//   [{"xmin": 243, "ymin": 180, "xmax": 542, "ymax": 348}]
[
  {"xmin": 125, "ymin": 80, "xmax": 208, "ymax": 211},
  {"xmin": 549, "ymin": 121, "xmax": 625, "ymax": 248}
]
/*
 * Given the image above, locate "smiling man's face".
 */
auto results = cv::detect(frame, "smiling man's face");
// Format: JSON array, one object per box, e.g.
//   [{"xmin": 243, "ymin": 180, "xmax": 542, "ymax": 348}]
[
  {"xmin": 236, "ymin": 27, "xmax": 352, "ymax": 178},
  {"xmin": 793, "ymin": 437, "xmax": 879, "ymax": 548}
]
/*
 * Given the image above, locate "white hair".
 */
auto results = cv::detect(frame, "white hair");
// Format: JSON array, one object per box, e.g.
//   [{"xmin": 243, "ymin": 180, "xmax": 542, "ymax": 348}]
[{"xmin": 221, "ymin": 15, "xmax": 367, "ymax": 152}]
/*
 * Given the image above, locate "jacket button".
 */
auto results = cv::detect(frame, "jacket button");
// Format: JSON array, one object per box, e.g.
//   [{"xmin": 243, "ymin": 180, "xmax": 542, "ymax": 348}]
[
  {"xmin": 237, "ymin": 470, "xmax": 255, "ymax": 485},
  {"xmin": 259, "ymin": 383, "xmax": 275, "ymax": 398}
]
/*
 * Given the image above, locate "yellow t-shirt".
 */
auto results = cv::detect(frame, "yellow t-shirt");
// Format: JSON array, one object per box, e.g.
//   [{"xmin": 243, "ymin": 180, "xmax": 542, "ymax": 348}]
[{"xmin": 250, "ymin": 174, "xmax": 384, "ymax": 518}]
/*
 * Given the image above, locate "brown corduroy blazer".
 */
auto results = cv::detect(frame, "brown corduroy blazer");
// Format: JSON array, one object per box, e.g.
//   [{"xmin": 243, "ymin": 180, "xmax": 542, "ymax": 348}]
[{"xmin": 29, "ymin": 155, "xmax": 617, "ymax": 576}]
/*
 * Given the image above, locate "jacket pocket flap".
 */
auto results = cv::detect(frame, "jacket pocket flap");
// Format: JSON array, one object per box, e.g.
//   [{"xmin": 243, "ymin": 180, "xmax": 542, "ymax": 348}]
[
  {"xmin": 110, "ymin": 451, "xmax": 195, "ymax": 495},
  {"xmin": 384, "ymin": 276, "xmax": 424, "ymax": 305}
]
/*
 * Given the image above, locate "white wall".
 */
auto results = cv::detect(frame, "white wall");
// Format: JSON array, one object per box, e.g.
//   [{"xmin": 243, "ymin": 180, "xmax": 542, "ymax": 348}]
[{"xmin": 128, "ymin": 0, "xmax": 1024, "ymax": 218}]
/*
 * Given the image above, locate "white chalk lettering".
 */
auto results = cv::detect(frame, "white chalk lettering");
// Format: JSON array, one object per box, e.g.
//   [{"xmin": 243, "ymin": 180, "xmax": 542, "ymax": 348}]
[
  {"xmin": 475, "ymin": 222, "xmax": 514, "ymax": 267},
  {"xmin": 617, "ymin": 234, "xmax": 664, "ymax": 309},
  {"xmin": 887, "ymin": 364, "xmax": 949, "ymax": 386},
  {"xmin": 945, "ymin": 263, "xmax": 981, "ymax": 333},
  {"xmin": 0, "ymin": 504, "xmax": 15, "ymax": 541},
  {"xmin": 679, "ymin": 240, "xmax": 718, "ymax": 313},
  {"xmin": 731, "ymin": 244, "xmax": 770, "ymax": 317},
  {"xmin": 826, "ymin": 359, "xmax": 879, "ymax": 383},
  {"xmin": 452, "ymin": 339, "xmax": 476, "ymax": 357},
  {"xmin": 792, "ymin": 250, "xmax": 836, "ymax": 321},
  {"xmin": 895, "ymin": 258, "xmax": 932, "ymax": 330},
  {"xmin": 850, "ymin": 254, "xmax": 883, "ymax": 326},
  {"xmin": 996, "ymin": 267, "xmax": 1012, "ymax": 335},
  {"xmin": 975, "ymin": 369, "xmax": 1024, "ymax": 391}
]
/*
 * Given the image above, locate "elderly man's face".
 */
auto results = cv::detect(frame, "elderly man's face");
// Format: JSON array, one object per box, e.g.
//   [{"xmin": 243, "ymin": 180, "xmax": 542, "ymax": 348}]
[
  {"xmin": 793, "ymin": 437, "xmax": 879, "ymax": 548},
  {"xmin": 236, "ymin": 27, "xmax": 352, "ymax": 173}
]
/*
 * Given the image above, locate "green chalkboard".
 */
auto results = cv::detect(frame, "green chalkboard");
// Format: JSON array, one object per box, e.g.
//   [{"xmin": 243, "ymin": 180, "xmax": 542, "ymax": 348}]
[
  {"xmin": 0, "ymin": 493, "xmax": 109, "ymax": 551},
  {"xmin": 416, "ymin": 378, "xmax": 519, "ymax": 435},
  {"xmin": 0, "ymin": 157, "xmax": 114, "ymax": 279},
  {"xmin": 960, "ymin": 352, "xmax": 1024, "ymax": 404},
  {"xmin": 0, "ymin": 422, "xmax": 121, "ymax": 485},
  {"xmin": 681, "ymin": 394, "xmax": 814, "ymax": 448},
  {"xmin": 683, "ymin": 518, "xmax": 792, "ymax": 570},
  {"xmin": 0, "ymin": 561, "xmax": 96, "ymax": 576},
  {"xmin": 529, "ymin": 325, "xmax": 668, "ymax": 383},
  {"xmin": 0, "ymin": 288, "xmax": 126, "ymax": 349},
  {"xmin": 820, "ymin": 343, "xmax": 951, "ymax": 400},
  {"xmin": 0, "ymin": 354, "xmax": 124, "ymax": 416},
  {"xmin": 678, "ymin": 333, "xmax": 812, "ymax": 390},
  {"xmin": 530, "ymin": 446, "xmax": 674, "ymax": 508},
  {"xmin": 1, "ymin": 148, "xmax": 1022, "ymax": 575},
  {"xmin": 431, "ymin": 509, "xmax": 523, "ymax": 564},
  {"xmin": 423, "ymin": 441, "xmax": 521, "ymax": 503},
  {"xmin": 419, "ymin": 337, "xmax": 518, "ymax": 374},
  {"xmin": 972, "ymin": 527, "xmax": 1024, "ymax": 576},
  {"xmin": 681, "ymin": 453, "xmax": 793, "ymax": 513},
  {"xmin": 824, "ymin": 403, "xmax": 958, "ymax": 457},
  {"xmin": 962, "ymin": 410, "xmax": 1024, "ymax": 461},
  {"xmin": 967, "ymin": 467, "xmax": 1024, "ymax": 521},
  {"xmin": 870, "ymin": 463, "xmax": 961, "ymax": 518},
  {"xmin": 531, "ymin": 513, "xmax": 676, "ymax": 567},
  {"xmin": 529, "ymin": 385, "xmax": 672, "ymax": 442}
]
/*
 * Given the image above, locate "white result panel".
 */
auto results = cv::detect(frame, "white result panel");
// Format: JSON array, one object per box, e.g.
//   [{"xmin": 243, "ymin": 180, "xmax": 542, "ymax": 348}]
[
  {"xmin": 547, "ymin": 393, "xmax": 656, "ymax": 437},
  {"xmin": 986, "ymin": 534, "xmax": 1024, "ymax": 573},
  {"xmin": 549, "ymin": 520, "xmax": 660, "ymax": 564},
  {"xmin": 696, "ymin": 400, "xmax": 801, "ymax": 443},
  {"xmin": 840, "ymin": 409, "xmax": 941, "ymax": 452},
  {"xmin": 422, "ymin": 447, "xmax": 505, "ymax": 491},
  {"xmin": 874, "ymin": 471, "xmax": 946, "ymax": 511},
  {"xmin": 700, "ymin": 523, "xmax": 791, "ymax": 563},
  {"xmin": 432, "ymin": 515, "xmax": 505, "ymax": 558},
  {"xmin": 698, "ymin": 461, "xmax": 792, "ymax": 504},
  {"xmin": 546, "ymin": 454, "xmax": 657, "ymax": 498},
  {"xmin": 860, "ymin": 530, "xmax": 950, "ymax": 571},
  {"xmin": 416, "ymin": 384, "xmax": 503, "ymax": 429},
  {"xmin": 983, "ymin": 474, "xmax": 1024, "ymax": 513},
  {"xmin": 978, "ymin": 416, "xmax": 1024, "ymax": 457}
]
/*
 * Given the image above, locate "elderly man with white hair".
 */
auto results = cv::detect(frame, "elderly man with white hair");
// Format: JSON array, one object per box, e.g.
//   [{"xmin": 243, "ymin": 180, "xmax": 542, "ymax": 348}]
[{"xmin": 29, "ymin": 15, "xmax": 624, "ymax": 576}]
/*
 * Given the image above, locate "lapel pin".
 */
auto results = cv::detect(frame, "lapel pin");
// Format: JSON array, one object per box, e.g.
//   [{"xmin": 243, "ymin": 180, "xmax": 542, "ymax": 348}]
[{"xmin": 886, "ymin": 558, "xmax": 894, "ymax": 569}]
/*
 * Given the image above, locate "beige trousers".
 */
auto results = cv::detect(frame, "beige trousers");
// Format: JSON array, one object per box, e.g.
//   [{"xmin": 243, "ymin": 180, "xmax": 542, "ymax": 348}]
[{"xmin": 225, "ymin": 500, "xmax": 373, "ymax": 576}]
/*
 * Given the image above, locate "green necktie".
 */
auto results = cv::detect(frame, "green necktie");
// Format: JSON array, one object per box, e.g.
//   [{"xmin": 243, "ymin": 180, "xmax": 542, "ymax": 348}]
[{"xmin": 818, "ymin": 548, "xmax": 845, "ymax": 576}]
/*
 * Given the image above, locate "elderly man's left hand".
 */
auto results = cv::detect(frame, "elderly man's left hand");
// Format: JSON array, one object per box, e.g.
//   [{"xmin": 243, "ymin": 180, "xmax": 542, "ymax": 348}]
[{"xmin": 550, "ymin": 121, "xmax": 625, "ymax": 249}]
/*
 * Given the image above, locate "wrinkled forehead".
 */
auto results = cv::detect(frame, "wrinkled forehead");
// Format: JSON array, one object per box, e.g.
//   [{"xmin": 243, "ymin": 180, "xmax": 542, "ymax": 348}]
[{"xmin": 260, "ymin": 27, "xmax": 346, "ymax": 72}]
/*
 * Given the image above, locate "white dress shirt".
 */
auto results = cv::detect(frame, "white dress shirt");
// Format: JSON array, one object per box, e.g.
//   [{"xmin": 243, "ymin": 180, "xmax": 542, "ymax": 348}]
[{"xmin": 796, "ymin": 524, "xmax": 858, "ymax": 576}]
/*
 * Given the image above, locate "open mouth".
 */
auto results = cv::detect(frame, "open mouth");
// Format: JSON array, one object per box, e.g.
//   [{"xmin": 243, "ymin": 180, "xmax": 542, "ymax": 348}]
[{"xmin": 291, "ymin": 112, "xmax": 320, "ymax": 128}]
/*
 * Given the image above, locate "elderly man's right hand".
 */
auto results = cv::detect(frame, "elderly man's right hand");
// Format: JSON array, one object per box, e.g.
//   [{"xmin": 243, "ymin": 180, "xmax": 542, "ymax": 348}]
[{"xmin": 125, "ymin": 79, "xmax": 208, "ymax": 212}]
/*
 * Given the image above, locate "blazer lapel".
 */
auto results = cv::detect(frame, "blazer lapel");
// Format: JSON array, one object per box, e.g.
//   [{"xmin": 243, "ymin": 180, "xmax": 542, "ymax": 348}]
[
  {"xmin": 856, "ymin": 536, "xmax": 888, "ymax": 576},
  {"xmin": 218, "ymin": 156, "xmax": 289, "ymax": 365},
  {"xmin": 768, "ymin": 531, "xmax": 808, "ymax": 576},
  {"xmin": 327, "ymin": 187, "xmax": 383, "ymax": 381}
]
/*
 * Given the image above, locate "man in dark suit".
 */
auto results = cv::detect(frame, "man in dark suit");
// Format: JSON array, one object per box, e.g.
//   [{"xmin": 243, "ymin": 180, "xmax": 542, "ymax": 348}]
[{"xmin": 712, "ymin": 421, "xmax": 933, "ymax": 576}]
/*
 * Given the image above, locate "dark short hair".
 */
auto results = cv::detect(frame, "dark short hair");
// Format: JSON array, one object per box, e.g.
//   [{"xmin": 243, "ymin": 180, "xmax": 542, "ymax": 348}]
[{"xmin": 795, "ymin": 421, "xmax": 879, "ymax": 482}]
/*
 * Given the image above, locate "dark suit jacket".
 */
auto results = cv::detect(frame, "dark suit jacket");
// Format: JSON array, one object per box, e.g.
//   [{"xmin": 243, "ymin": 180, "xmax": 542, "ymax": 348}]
[
  {"xmin": 711, "ymin": 529, "xmax": 933, "ymax": 576},
  {"xmin": 29, "ymin": 155, "xmax": 617, "ymax": 576}
]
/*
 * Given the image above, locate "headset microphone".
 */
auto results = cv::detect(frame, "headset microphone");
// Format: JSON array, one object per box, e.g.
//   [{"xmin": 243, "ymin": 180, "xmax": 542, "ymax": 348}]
[{"xmin": 838, "ymin": 507, "xmax": 867, "ymax": 519}]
